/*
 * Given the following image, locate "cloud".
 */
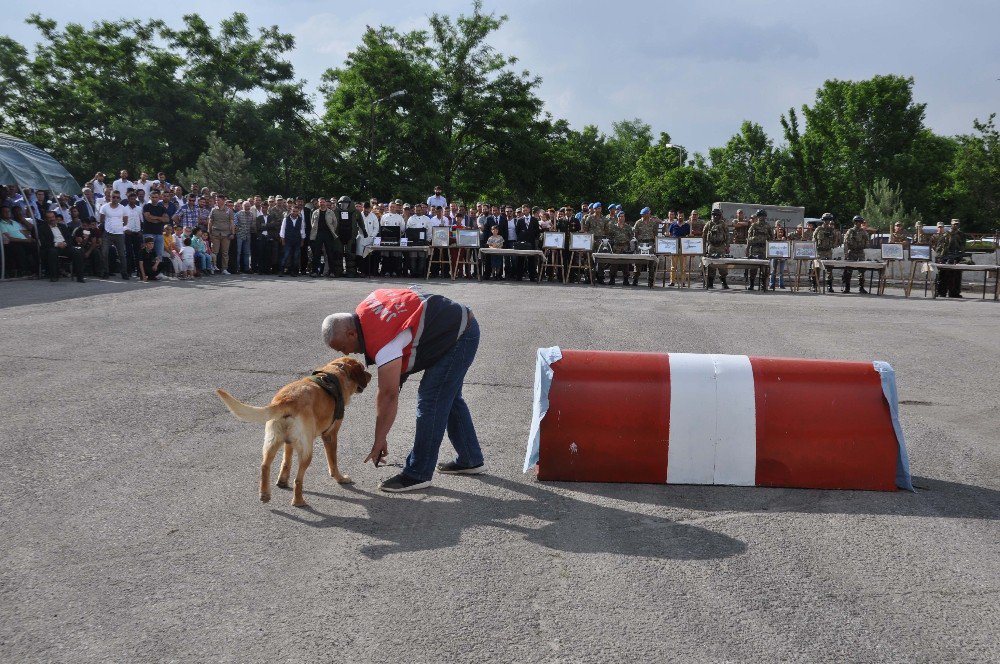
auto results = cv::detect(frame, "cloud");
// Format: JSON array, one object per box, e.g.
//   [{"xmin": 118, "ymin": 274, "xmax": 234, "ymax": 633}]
[{"xmin": 663, "ymin": 18, "xmax": 820, "ymax": 62}]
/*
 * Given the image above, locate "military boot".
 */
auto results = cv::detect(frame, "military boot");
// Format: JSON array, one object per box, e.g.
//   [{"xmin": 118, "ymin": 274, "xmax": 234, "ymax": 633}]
[
  {"xmin": 630, "ymin": 273, "xmax": 638, "ymax": 286},
  {"xmin": 707, "ymin": 275, "xmax": 715, "ymax": 289},
  {"xmin": 760, "ymin": 273, "xmax": 768, "ymax": 291},
  {"xmin": 721, "ymin": 276, "xmax": 729, "ymax": 289},
  {"xmin": 826, "ymin": 277, "xmax": 835, "ymax": 293},
  {"xmin": 858, "ymin": 276, "xmax": 868, "ymax": 294}
]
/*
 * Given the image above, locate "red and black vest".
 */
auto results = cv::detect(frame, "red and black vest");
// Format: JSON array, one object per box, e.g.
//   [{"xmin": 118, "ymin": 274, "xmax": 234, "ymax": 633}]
[{"xmin": 355, "ymin": 288, "xmax": 471, "ymax": 377}]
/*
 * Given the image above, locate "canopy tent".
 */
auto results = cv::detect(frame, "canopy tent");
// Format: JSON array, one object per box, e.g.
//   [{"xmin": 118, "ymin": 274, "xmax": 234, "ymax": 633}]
[
  {"xmin": 0, "ymin": 133, "xmax": 80, "ymax": 195},
  {"xmin": 0, "ymin": 134, "xmax": 80, "ymax": 279}
]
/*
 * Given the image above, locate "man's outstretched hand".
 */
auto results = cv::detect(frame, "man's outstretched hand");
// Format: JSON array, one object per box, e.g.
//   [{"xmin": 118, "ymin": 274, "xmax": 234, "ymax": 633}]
[{"xmin": 365, "ymin": 440, "xmax": 389, "ymax": 467}]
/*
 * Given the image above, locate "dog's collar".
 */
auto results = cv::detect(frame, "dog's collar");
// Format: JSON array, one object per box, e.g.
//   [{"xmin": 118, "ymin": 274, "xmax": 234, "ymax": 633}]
[{"xmin": 307, "ymin": 370, "xmax": 345, "ymax": 421}]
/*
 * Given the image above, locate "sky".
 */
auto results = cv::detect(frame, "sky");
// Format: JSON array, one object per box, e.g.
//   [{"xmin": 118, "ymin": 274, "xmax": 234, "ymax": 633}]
[{"xmin": 7, "ymin": 0, "xmax": 1000, "ymax": 155}]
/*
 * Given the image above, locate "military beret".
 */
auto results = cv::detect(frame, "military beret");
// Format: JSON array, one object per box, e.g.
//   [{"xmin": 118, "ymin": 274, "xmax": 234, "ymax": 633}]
[{"xmin": 640, "ymin": 207, "xmax": 651, "ymax": 215}]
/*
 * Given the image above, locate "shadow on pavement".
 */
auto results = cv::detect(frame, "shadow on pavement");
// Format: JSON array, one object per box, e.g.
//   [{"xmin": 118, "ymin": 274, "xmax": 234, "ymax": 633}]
[
  {"xmin": 271, "ymin": 474, "xmax": 747, "ymax": 561},
  {"xmin": 548, "ymin": 475, "xmax": 1000, "ymax": 521}
]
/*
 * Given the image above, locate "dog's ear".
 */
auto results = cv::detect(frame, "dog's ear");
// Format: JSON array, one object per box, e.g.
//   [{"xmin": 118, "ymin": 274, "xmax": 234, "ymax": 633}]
[{"xmin": 345, "ymin": 359, "xmax": 372, "ymax": 393}]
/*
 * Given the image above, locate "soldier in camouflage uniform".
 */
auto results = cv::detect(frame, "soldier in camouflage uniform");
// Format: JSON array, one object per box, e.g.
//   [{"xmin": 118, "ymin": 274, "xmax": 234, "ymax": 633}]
[
  {"xmin": 583, "ymin": 202, "xmax": 611, "ymax": 284},
  {"xmin": 607, "ymin": 212, "xmax": 635, "ymax": 285},
  {"xmin": 812, "ymin": 213, "xmax": 838, "ymax": 292},
  {"xmin": 745, "ymin": 209, "xmax": 773, "ymax": 291},
  {"xmin": 841, "ymin": 214, "xmax": 870, "ymax": 293},
  {"xmin": 702, "ymin": 208, "xmax": 730, "ymax": 289},
  {"xmin": 631, "ymin": 207, "xmax": 658, "ymax": 286},
  {"xmin": 889, "ymin": 221, "xmax": 908, "ymax": 247},
  {"xmin": 937, "ymin": 219, "xmax": 971, "ymax": 297}
]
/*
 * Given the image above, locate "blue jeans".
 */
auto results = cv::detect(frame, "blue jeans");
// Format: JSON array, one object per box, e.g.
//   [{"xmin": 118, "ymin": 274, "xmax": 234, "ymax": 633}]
[
  {"xmin": 282, "ymin": 242, "xmax": 301, "ymax": 274},
  {"xmin": 404, "ymin": 317, "xmax": 484, "ymax": 481},
  {"xmin": 235, "ymin": 236, "xmax": 251, "ymax": 272},
  {"xmin": 769, "ymin": 258, "xmax": 786, "ymax": 287}
]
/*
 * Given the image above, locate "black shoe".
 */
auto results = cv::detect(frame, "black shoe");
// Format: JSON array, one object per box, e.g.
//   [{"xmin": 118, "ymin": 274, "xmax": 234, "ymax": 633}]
[
  {"xmin": 437, "ymin": 461, "xmax": 486, "ymax": 475},
  {"xmin": 858, "ymin": 287, "xmax": 869, "ymax": 294},
  {"xmin": 843, "ymin": 287, "xmax": 851, "ymax": 293},
  {"xmin": 379, "ymin": 473, "xmax": 432, "ymax": 493},
  {"xmin": 826, "ymin": 286, "xmax": 834, "ymax": 293},
  {"xmin": 77, "ymin": 276, "xmax": 85, "ymax": 283},
  {"xmin": 949, "ymin": 293, "xmax": 964, "ymax": 298}
]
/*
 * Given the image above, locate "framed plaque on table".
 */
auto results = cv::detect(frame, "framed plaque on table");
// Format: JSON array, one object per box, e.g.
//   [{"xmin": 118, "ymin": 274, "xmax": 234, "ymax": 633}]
[
  {"xmin": 569, "ymin": 233, "xmax": 593, "ymax": 251},
  {"xmin": 881, "ymin": 243, "xmax": 905, "ymax": 260},
  {"xmin": 767, "ymin": 241, "xmax": 791, "ymax": 259},
  {"xmin": 908, "ymin": 245, "xmax": 931, "ymax": 261},
  {"xmin": 457, "ymin": 229, "xmax": 480, "ymax": 248},
  {"xmin": 792, "ymin": 242, "xmax": 817, "ymax": 259},
  {"xmin": 431, "ymin": 227, "xmax": 450, "ymax": 247},
  {"xmin": 680, "ymin": 237, "xmax": 704, "ymax": 255},
  {"xmin": 656, "ymin": 236, "xmax": 679, "ymax": 255},
  {"xmin": 543, "ymin": 232, "xmax": 566, "ymax": 249}
]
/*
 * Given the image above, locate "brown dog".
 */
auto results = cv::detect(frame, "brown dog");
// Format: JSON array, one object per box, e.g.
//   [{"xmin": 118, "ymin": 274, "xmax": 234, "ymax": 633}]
[{"xmin": 216, "ymin": 356, "xmax": 372, "ymax": 507}]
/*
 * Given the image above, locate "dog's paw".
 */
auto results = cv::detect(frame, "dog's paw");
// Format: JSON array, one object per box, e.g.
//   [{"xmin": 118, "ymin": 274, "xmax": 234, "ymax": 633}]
[
  {"xmin": 260, "ymin": 492, "xmax": 271, "ymax": 503},
  {"xmin": 292, "ymin": 499, "xmax": 309, "ymax": 508},
  {"xmin": 276, "ymin": 480, "xmax": 290, "ymax": 489},
  {"xmin": 335, "ymin": 474, "xmax": 354, "ymax": 485}
]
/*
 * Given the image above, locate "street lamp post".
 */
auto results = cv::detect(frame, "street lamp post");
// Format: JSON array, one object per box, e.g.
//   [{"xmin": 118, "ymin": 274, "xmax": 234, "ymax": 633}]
[
  {"xmin": 368, "ymin": 89, "xmax": 405, "ymax": 195},
  {"xmin": 664, "ymin": 143, "xmax": 685, "ymax": 168}
]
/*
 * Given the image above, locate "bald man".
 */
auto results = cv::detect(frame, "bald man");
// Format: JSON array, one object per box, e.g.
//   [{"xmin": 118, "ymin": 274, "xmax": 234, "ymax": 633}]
[{"xmin": 322, "ymin": 288, "xmax": 484, "ymax": 492}]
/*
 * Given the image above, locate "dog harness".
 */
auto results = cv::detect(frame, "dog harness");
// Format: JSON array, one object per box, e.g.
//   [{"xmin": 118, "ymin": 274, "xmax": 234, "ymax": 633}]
[{"xmin": 307, "ymin": 370, "xmax": 345, "ymax": 422}]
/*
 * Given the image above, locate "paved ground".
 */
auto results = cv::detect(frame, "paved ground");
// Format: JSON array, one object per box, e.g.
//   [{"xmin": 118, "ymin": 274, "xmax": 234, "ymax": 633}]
[{"xmin": 1, "ymin": 275, "xmax": 998, "ymax": 663}]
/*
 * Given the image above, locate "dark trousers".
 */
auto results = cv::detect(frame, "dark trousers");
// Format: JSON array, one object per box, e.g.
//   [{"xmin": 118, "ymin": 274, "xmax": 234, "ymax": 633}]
[
  {"xmin": 282, "ymin": 241, "xmax": 302, "ymax": 275},
  {"xmin": 44, "ymin": 245, "xmax": 84, "ymax": 280},
  {"xmin": 843, "ymin": 268, "xmax": 867, "ymax": 289},
  {"xmin": 260, "ymin": 237, "xmax": 280, "ymax": 273},
  {"xmin": 312, "ymin": 232, "xmax": 337, "ymax": 275},
  {"xmin": 502, "ymin": 240, "xmax": 520, "ymax": 279},
  {"xmin": 124, "ymin": 231, "xmax": 142, "ymax": 275},
  {"xmin": 101, "ymin": 233, "xmax": 129, "ymax": 278},
  {"xmin": 2, "ymin": 241, "xmax": 36, "ymax": 275}
]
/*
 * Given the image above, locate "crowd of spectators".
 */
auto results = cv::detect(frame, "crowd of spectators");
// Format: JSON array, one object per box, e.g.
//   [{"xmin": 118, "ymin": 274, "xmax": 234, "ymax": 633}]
[{"xmin": 0, "ymin": 174, "xmax": 956, "ymax": 288}]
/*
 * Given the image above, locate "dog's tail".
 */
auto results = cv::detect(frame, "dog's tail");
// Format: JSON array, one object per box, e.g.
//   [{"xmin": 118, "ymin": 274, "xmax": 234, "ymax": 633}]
[{"xmin": 215, "ymin": 388, "xmax": 274, "ymax": 424}]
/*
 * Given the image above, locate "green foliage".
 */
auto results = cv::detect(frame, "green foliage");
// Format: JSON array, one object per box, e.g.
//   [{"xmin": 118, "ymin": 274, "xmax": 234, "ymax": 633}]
[
  {"xmin": 0, "ymin": 12, "xmax": 309, "ymax": 193},
  {"xmin": 1, "ymin": 6, "xmax": 996, "ymax": 226},
  {"xmin": 775, "ymin": 75, "xmax": 935, "ymax": 220},
  {"xmin": 948, "ymin": 115, "xmax": 1000, "ymax": 231},
  {"xmin": 175, "ymin": 134, "xmax": 255, "ymax": 199},
  {"xmin": 860, "ymin": 177, "xmax": 921, "ymax": 231},
  {"xmin": 708, "ymin": 121, "xmax": 779, "ymax": 204}
]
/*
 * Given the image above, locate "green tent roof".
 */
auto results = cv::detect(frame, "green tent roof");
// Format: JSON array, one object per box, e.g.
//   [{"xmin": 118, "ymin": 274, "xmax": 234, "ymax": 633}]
[{"xmin": 0, "ymin": 133, "xmax": 80, "ymax": 195}]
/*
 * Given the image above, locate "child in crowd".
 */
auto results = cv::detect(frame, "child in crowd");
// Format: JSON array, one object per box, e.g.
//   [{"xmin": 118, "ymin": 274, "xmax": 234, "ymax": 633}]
[
  {"xmin": 138, "ymin": 236, "xmax": 161, "ymax": 281},
  {"xmin": 485, "ymin": 223, "xmax": 504, "ymax": 280},
  {"xmin": 193, "ymin": 228, "xmax": 217, "ymax": 274},
  {"xmin": 178, "ymin": 237, "xmax": 196, "ymax": 279},
  {"xmin": 163, "ymin": 226, "xmax": 184, "ymax": 277}
]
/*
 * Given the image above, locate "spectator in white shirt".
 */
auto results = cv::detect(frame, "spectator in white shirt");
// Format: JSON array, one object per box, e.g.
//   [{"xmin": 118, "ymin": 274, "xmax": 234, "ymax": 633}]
[
  {"xmin": 426, "ymin": 185, "xmax": 447, "ymax": 210},
  {"xmin": 134, "ymin": 172, "xmax": 153, "ymax": 196},
  {"xmin": 112, "ymin": 170, "xmax": 134, "ymax": 200},
  {"xmin": 99, "ymin": 192, "xmax": 131, "ymax": 279}
]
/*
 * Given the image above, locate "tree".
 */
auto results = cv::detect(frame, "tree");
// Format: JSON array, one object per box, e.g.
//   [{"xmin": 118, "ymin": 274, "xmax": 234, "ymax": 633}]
[
  {"xmin": 774, "ymin": 75, "xmax": 940, "ymax": 220},
  {"xmin": 0, "ymin": 13, "xmax": 306, "ymax": 192},
  {"xmin": 176, "ymin": 134, "xmax": 255, "ymax": 198},
  {"xmin": 860, "ymin": 177, "xmax": 920, "ymax": 231},
  {"xmin": 708, "ymin": 121, "xmax": 779, "ymax": 203},
  {"xmin": 638, "ymin": 167, "xmax": 715, "ymax": 215},
  {"xmin": 948, "ymin": 114, "xmax": 1000, "ymax": 231},
  {"xmin": 318, "ymin": 1, "xmax": 548, "ymax": 203}
]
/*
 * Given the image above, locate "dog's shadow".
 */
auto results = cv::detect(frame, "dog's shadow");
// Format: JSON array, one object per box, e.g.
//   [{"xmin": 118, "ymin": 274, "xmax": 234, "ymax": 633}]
[{"xmin": 271, "ymin": 475, "xmax": 746, "ymax": 561}]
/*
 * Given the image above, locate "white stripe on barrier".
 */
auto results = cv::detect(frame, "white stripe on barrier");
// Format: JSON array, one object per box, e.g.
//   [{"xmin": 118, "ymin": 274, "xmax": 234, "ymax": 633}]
[{"xmin": 666, "ymin": 353, "xmax": 757, "ymax": 485}]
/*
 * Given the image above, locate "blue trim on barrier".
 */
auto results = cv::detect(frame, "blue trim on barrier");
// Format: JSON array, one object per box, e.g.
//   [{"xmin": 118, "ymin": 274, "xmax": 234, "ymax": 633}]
[
  {"xmin": 523, "ymin": 346, "xmax": 562, "ymax": 472},
  {"xmin": 874, "ymin": 361, "xmax": 914, "ymax": 491}
]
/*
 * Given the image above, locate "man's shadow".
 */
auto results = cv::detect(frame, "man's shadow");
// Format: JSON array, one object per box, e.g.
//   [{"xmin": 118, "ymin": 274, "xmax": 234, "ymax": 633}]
[{"xmin": 272, "ymin": 474, "xmax": 747, "ymax": 561}]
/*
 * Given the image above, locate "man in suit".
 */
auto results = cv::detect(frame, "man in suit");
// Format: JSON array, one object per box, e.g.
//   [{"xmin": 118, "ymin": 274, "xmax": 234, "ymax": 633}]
[
  {"xmin": 515, "ymin": 204, "xmax": 541, "ymax": 280},
  {"xmin": 38, "ymin": 210, "xmax": 84, "ymax": 282},
  {"xmin": 497, "ymin": 206, "xmax": 518, "ymax": 279},
  {"xmin": 278, "ymin": 203, "xmax": 306, "ymax": 276}
]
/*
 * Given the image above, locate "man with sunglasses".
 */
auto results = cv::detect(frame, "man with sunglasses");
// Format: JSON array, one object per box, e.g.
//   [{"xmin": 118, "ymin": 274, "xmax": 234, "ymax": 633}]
[{"xmin": 98, "ymin": 192, "xmax": 131, "ymax": 279}]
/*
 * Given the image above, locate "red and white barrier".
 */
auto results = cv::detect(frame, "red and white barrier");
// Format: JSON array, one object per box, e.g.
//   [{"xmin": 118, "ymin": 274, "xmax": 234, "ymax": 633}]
[{"xmin": 524, "ymin": 349, "xmax": 912, "ymax": 491}]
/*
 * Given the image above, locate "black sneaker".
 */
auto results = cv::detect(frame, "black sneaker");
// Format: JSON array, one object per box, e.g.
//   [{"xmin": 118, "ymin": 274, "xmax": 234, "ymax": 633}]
[
  {"xmin": 380, "ymin": 473, "xmax": 432, "ymax": 493},
  {"xmin": 437, "ymin": 462, "xmax": 486, "ymax": 475}
]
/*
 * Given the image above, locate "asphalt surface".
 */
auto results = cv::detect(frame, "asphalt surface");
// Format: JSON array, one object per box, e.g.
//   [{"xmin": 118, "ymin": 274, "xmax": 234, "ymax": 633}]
[{"xmin": 1, "ymin": 274, "xmax": 998, "ymax": 663}]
